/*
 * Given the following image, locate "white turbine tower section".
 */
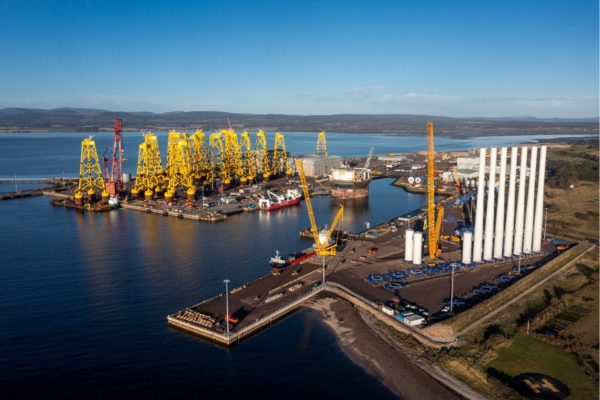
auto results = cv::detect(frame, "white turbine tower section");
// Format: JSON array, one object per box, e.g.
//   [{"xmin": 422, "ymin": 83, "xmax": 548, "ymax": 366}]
[
  {"xmin": 472, "ymin": 148, "xmax": 487, "ymax": 263},
  {"xmin": 513, "ymin": 147, "xmax": 528, "ymax": 255},
  {"xmin": 523, "ymin": 146, "xmax": 538, "ymax": 254},
  {"xmin": 413, "ymin": 231, "xmax": 423, "ymax": 265},
  {"xmin": 404, "ymin": 229, "xmax": 414, "ymax": 261},
  {"xmin": 494, "ymin": 148, "xmax": 507, "ymax": 259},
  {"xmin": 504, "ymin": 147, "xmax": 518, "ymax": 257},
  {"xmin": 532, "ymin": 146, "xmax": 547, "ymax": 252},
  {"xmin": 483, "ymin": 147, "xmax": 497, "ymax": 261},
  {"xmin": 462, "ymin": 231, "xmax": 473, "ymax": 264}
]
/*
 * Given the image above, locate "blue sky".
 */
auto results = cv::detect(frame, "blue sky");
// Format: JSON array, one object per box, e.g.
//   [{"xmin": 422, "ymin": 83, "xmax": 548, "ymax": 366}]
[{"xmin": 0, "ymin": 0, "xmax": 598, "ymax": 118}]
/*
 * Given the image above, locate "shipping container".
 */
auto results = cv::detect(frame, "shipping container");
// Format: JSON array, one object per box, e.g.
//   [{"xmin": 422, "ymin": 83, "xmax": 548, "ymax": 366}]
[
  {"xmin": 404, "ymin": 314, "xmax": 425, "ymax": 326},
  {"xmin": 381, "ymin": 305, "xmax": 394, "ymax": 316}
]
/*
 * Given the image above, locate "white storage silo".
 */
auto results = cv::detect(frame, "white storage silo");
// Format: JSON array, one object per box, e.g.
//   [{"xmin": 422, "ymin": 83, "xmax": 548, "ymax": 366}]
[
  {"xmin": 413, "ymin": 231, "xmax": 423, "ymax": 265},
  {"xmin": 504, "ymin": 147, "xmax": 518, "ymax": 257},
  {"xmin": 408, "ymin": 176, "xmax": 415, "ymax": 184},
  {"xmin": 513, "ymin": 147, "xmax": 528, "ymax": 255},
  {"xmin": 532, "ymin": 146, "xmax": 547, "ymax": 252},
  {"xmin": 483, "ymin": 147, "xmax": 497, "ymax": 261},
  {"xmin": 462, "ymin": 231, "xmax": 473, "ymax": 264},
  {"xmin": 404, "ymin": 229, "xmax": 414, "ymax": 261},
  {"xmin": 472, "ymin": 148, "xmax": 487, "ymax": 263},
  {"xmin": 523, "ymin": 146, "xmax": 538, "ymax": 254},
  {"xmin": 494, "ymin": 148, "xmax": 507, "ymax": 259}
]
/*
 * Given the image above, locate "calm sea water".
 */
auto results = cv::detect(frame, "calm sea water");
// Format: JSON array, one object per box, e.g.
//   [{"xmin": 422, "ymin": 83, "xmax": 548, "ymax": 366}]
[
  {"xmin": 0, "ymin": 131, "xmax": 583, "ymax": 398},
  {"xmin": 0, "ymin": 131, "xmax": 591, "ymax": 179}
]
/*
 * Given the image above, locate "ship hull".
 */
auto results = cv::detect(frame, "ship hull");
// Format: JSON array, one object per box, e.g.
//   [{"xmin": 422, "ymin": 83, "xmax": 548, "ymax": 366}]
[
  {"xmin": 261, "ymin": 196, "xmax": 301, "ymax": 211},
  {"xmin": 269, "ymin": 250, "xmax": 316, "ymax": 270},
  {"xmin": 330, "ymin": 180, "xmax": 371, "ymax": 199}
]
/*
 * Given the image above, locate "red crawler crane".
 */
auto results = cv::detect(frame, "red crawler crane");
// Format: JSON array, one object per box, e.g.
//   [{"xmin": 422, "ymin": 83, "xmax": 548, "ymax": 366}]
[{"xmin": 103, "ymin": 118, "xmax": 124, "ymax": 196}]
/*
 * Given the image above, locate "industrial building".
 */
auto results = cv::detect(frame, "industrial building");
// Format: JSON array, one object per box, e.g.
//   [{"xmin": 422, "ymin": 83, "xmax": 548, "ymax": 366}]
[
  {"xmin": 379, "ymin": 154, "xmax": 407, "ymax": 162},
  {"xmin": 297, "ymin": 154, "xmax": 342, "ymax": 177}
]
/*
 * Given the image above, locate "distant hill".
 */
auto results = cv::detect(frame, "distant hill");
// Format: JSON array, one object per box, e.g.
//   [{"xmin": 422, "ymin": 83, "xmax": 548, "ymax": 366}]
[{"xmin": 0, "ymin": 107, "xmax": 597, "ymax": 134}]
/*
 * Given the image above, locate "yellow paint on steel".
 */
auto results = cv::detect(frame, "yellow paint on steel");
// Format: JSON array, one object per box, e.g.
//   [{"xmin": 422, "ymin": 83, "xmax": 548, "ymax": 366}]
[
  {"xmin": 273, "ymin": 133, "xmax": 290, "ymax": 176},
  {"xmin": 295, "ymin": 158, "xmax": 343, "ymax": 256},
  {"xmin": 427, "ymin": 122, "xmax": 443, "ymax": 259},
  {"xmin": 165, "ymin": 131, "xmax": 195, "ymax": 195},
  {"xmin": 316, "ymin": 131, "xmax": 327, "ymax": 156},
  {"xmin": 76, "ymin": 136, "xmax": 106, "ymax": 196},
  {"xmin": 255, "ymin": 130, "xmax": 271, "ymax": 179},
  {"xmin": 133, "ymin": 133, "xmax": 166, "ymax": 194},
  {"xmin": 239, "ymin": 132, "xmax": 256, "ymax": 184}
]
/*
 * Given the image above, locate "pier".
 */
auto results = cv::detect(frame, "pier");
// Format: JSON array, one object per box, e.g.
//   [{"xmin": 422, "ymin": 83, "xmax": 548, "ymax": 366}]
[{"xmin": 0, "ymin": 188, "xmax": 45, "ymax": 200}]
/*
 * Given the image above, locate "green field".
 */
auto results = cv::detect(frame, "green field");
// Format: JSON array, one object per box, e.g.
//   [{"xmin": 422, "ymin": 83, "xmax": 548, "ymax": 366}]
[{"xmin": 486, "ymin": 334, "xmax": 599, "ymax": 400}]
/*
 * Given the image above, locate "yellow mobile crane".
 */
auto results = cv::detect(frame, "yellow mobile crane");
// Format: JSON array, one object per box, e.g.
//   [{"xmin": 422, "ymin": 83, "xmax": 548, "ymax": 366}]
[
  {"xmin": 427, "ymin": 122, "xmax": 444, "ymax": 259},
  {"xmin": 295, "ymin": 159, "xmax": 343, "ymax": 284}
]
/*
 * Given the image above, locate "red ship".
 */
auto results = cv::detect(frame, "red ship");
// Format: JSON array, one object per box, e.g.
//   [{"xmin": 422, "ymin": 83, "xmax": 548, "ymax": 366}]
[
  {"xmin": 258, "ymin": 188, "xmax": 302, "ymax": 210},
  {"xmin": 269, "ymin": 249, "xmax": 316, "ymax": 274}
]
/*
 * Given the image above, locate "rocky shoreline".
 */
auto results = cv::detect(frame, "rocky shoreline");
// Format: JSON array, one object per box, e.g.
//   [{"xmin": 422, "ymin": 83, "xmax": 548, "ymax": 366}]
[{"xmin": 307, "ymin": 295, "xmax": 490, "ymax": 400}]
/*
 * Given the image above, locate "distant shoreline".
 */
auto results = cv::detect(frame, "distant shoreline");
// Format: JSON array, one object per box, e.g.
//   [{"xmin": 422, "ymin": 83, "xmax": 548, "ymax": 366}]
[{"xmin": 0, "ymin": 130, "xmax": 597, "ymax": 139}]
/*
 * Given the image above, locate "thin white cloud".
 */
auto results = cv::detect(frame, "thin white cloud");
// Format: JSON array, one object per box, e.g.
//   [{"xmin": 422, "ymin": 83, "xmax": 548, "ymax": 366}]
[
  {"xmin": 294, "ymin": 86, "xmax": 389, "ymax": 103},
  {"xmin": 293, "ymin": 89, "xmax": 599, "ymax": 118}
]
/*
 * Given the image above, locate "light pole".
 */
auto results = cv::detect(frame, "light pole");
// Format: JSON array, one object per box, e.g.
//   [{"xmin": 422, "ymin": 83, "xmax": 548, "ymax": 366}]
[
  {"xmin": 517, "ymin": 254, "xmax": 522, "ymax": 276},
  {"xmin": 543, "ymin": 207, "xmax": 548, "ymax": 241},
  {"xmin": 450, "ymin": 263, "xmax": 455, "ymax": 313},
  {"xmin": 322, "ymin": 257, "xmax": 326, "ymax": 285},
  {"xmin": 224, "ymin": 279, "xmax": 230, "ymax": 336}
]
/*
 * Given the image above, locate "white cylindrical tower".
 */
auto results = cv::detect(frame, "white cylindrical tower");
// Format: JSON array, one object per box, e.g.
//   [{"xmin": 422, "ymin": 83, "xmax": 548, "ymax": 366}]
[
  {"xmin": 413, "ymin": 231, "xmax": 423, "ymax": 265},
  {"xmin": 493, "ymin": 148, "xmax": 507, "ymax": 259},
  {"xmin": 462, "ymin": 231, "xmax": 473, "ymax": 264},
  {"xmin": 532, "ymin": 146, "xmax": 547, "ymax": 252},
  {"xmin": 513, "ymin": 147, "xmax": 528, "ymax": 255},
  {"xmin": 404, "ymin": 229, "xmax": 414, "ymax": 261},
  {"xmin": 483, "ymin": 147, "xmax": 497, "ymax": 261},
  {"xmin": 523, "ymin": 146, "xmax": 538, "ymax": 253},
  {"xmin": 472, "ymin": 148, "xmax": 487, "ymax": 262},
  {"xmin": 504, "ymin": 147, "xmax": 518, "ymax": 257}
]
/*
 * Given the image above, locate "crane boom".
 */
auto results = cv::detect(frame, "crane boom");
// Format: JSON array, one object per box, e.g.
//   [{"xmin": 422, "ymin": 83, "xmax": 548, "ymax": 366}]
[
  {"xmin": 364, "ymin": 146, "xmax": 374, "ymax": 170},
  {"xmin": 427, "ymin": 122, "xmax": 442, "ymax": 259},
  {"xmin": 102, "ymin": 118, "xmax": 124, "ymax": 196},
  {"xmin": 323, "ymin": 206, "xmax": 344, "ymax": 254},
  {"xmin": 296, "ymin": 159, "xmax": 320, "ymax": 249},
  {"xmin": 295, "ymin": 158, "xmax": 343, "ymax": 255},
  {"xmin": 452, "ymin": 164, "xmax": 464, "ymax": 194}
]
